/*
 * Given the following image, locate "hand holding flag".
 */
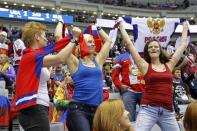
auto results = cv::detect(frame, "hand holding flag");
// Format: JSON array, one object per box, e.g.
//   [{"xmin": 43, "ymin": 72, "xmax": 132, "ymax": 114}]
[
  {"xmin": 116, "ymin": 17, "xmax": 125, "ymax": 24},
  {"xmin": 58, "ymin": 18, "xmax": 64, "ymax": 24}
]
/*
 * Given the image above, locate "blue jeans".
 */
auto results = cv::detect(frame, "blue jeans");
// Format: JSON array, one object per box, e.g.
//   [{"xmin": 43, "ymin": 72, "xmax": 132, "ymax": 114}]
[
  {"xmin": 121, "ymin": 90, "xmax": 143, "ymax": 121},
  {"xmin": 66, "ymin": 102, "xmax": 97, "ymax": 131},
  {"xmin": 135, "ymin": 105, "xmax": 180, "ymax": 131}
]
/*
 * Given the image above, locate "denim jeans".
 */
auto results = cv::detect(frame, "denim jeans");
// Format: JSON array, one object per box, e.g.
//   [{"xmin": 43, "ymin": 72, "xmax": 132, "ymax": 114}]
[
  {"xmin": 135, "ymin": 105, "xmax": 180, "ymax": 131},
  {"xmin": 18, "ymin": 105, "xmax": 49, "ymax": 131},
  {"xmin": 121, "ymin": 90, "xmax": 143, "ymax": 121},
  {"xmin": 66, "ymin": 102, "xmax": 97, "ymax": 131}
]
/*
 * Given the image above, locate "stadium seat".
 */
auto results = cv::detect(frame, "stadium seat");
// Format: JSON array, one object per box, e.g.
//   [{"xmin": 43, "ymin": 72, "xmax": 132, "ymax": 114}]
[{"xmin": 50, "ymin": 122, "xmax": 64, "ymax": 131}]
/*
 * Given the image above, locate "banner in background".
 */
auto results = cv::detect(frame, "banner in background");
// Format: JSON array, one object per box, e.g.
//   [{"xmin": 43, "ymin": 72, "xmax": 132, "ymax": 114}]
[{"xmin": 0, "ymin": 8, "xmax": 73, "ymax": 24}]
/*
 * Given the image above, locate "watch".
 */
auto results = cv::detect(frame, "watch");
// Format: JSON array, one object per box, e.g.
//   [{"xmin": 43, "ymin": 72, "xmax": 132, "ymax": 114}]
[
  {"xmin": 58, "ymin": 20, "xmax": 64, "ymax": 24},
  {"xmin": 97, "ymin": 26, "xmax": 102, "ymax": 31},
  {"xmin": 70, "ymin": 39, "xmax": 79, "ymax": 46}
]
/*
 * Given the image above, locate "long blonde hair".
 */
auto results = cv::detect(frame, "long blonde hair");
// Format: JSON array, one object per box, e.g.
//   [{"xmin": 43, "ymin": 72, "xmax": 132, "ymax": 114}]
[{"xmin": 93, "ymin": 99, "xmax": 133, "ymax": 131}]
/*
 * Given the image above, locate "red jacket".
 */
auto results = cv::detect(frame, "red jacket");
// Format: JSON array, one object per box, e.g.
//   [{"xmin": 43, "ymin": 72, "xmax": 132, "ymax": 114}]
[
  {"xmin": 111, "ymin": 52, "xmax": 145, "ymax": 93},
  {"xmin": 14, "ymin": 36, "xmax": 71, "ymax": 111}
]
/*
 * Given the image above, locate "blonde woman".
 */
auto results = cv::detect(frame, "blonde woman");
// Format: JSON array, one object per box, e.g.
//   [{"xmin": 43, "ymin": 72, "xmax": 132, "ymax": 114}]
[
  {"xmin": 65, "ymin": 27, "xmax": 111, "ymax": 131},
  {"xmin": 93, "ymin": 99, "xmax": 134, "ymax": 131},
  {"xmin": 0, "ymin": 54, "xmax": 15, "ymax": 87}
]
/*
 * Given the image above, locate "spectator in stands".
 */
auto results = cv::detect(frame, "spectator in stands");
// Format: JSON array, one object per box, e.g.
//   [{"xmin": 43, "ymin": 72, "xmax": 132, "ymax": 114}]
[
  {"xmin": 51, "ymin": 70, "xmax": 73, "ymax": 124},
  {"xmin": 49, "ymin": 64, "xmax": 65, "ymax": 100},
  {"xmin": 14, "ymin": 20, "xmax": 81, "ymax": 131},
  {"xmin": 0, "ymin": 24, "xmax": 8, "ymax": 32},
  {"xmin": 172, "ymin": 67, "xmax": 189, "ymax": 120},
  {"xmin": 0, "ymin": 95, "xmax": 11, "ymax": 128},
  {"xmin": 64, "ymin": 71, "xmax": 74, "ymax": 100},
  {"xmin": 66, "ymin": 27, "xmax": 111, "ymax": 131},
  {"xmin": 0, "ymin": 54, "xmax": 15, "ymax": 87},
  {"xmin": 102, "ymin": 63, "xmax": 111, "ymax": 101},
  {"xmin": 173, "ymin": 67, "xmax": 190, "ymax": 104},
  {"xmin": 177, "ymin": 43, "xmax": 196, "ymax": 83},
  {"xmin": 12, "ymin": 28, "xmax": 21, "ymax": 42},
  {"xmin": 7, "ymin": 37, "xmax": 14, "ymax": 58},
  {"xmin": 118, "ymin": 17, "xmax": 188, "ymax": 131},
  {"xmin": 178, "ymin": 53, "xmax": 195, "ymax": 85},
  {"xmin": 52, "ymin": 77, "xmax": 68, "ymax": 123},
  {"xmin": 13, "ymin": 37, "xmax": 26, "ymax": 75},
  {"xmin": 183, "ymin": 0, "xmax": 190, "ymax": 8},
  {"xmin": 189, "ymin": 71, "xmax": 197, "ymax": 100},
  {"xmin": 0, "ymin": 31, "xmax": 9, "ymax": 56},
  {"xmin": 7, "ymin": 24, "xmax": 13, "ymax": 38},
  {"xmin": 183, "ymin": 102, "xmax": 197, "ymax": 131},
  {"xmin": 93, "ymin": 99, "xmax": 134, "ymax": 131},
  {"xmin": 52, "ymin": 70, "xmax": 74, "ymax": 124},
  {"xmin": 111, "ymin": 37, "xmax": 145, "ymax": 122}
]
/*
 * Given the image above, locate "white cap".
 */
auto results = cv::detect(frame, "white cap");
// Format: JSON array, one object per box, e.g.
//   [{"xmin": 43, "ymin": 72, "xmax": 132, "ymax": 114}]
[{"xmin": 0, "ymin": 31, "xmax": 7, "ymax": 38}]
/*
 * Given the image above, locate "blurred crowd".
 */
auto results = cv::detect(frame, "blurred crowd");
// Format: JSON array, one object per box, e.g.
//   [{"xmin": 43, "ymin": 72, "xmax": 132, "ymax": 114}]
[{"xmin": 87, "ymin": 0, "xmax": 191, "ymax": 10}]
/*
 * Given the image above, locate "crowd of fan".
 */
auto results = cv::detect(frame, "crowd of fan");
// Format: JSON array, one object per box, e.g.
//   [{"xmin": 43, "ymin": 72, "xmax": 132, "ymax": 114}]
[
  {"xmin": 0, "ymin": 22, "xmax": 196, "ymax": 130},
  {"xmin": 87, "ymin": 0, "xmax": 191, "ymax": 9}
]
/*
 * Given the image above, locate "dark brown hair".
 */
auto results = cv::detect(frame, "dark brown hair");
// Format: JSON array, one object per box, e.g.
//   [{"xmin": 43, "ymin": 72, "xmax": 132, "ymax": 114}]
[
  {"xmin": 144, "ymin": 39, "xmax": 170, "ymax": 64},
  {"xmin": 184, "ymin": 102, "xmax": 197, "ymax": 131},
  {"xmin": 172, "ymin": 67, "xmax": 181, "ymax": 75}
]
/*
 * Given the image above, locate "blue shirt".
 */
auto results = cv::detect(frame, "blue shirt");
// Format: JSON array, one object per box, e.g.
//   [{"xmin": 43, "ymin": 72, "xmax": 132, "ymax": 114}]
[{"xmin": 72, "ymin": 60, "xmax": 103, "ymax": 106}]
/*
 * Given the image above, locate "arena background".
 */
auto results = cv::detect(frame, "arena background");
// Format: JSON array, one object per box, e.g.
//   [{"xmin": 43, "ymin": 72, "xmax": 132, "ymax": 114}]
[{"xmin": 0, "ymin": 0, "xmax": 196, "ymax": 131}]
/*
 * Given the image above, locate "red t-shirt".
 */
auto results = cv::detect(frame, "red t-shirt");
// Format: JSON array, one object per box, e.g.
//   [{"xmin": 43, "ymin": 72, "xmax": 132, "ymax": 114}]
[{"xmin": 141, "ymin": 64, "xmax": 173, "ymax": 111}]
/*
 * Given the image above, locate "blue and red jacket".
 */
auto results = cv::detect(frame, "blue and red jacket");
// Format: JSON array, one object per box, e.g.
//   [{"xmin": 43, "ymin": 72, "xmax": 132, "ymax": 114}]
[
  {"xmin": 14, "ymin": 36, "xmax": 71, "ymax": 111},
  {"xmin": 111, "ymin": 51, "xmax": 145, "ymax": 93}
]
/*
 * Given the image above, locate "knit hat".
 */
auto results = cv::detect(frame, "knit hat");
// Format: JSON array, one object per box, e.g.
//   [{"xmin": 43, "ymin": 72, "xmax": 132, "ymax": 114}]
[{"xmin": 0, "ymin": 31, "xmax": 7, "ymax": 38}]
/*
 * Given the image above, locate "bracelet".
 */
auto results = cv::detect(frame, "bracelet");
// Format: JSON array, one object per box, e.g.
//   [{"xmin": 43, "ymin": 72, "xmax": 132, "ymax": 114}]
[
  {"xmin": 97, "ymin": 26, "xmax": 102, "ymax": 31},
  {"xmin": 58, "ymin": 21, "xmax": 64, "ymax": 24},
  {"xmin": 70, "ymin": 39, "xmax": 79, "ymax": 46}
]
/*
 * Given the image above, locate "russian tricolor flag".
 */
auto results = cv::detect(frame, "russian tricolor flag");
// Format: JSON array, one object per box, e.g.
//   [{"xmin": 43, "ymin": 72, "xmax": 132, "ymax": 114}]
[
  {"xmin": 62, "ymin": 23, "xmax": 70, "ymax": 38},
  {"xmin": 109, "ymin": 23, "xmax": 119, "ymax": 49}
]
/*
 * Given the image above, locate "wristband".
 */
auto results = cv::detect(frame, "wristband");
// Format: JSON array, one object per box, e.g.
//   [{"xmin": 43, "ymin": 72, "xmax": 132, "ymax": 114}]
[
  {"xmin": 58, "ymin": 20, "xmax": 64, "ymax": 24},
  {"xmin": 97, "ymin": 26, "xmax": 102, "ymax": 31},
  {"xmin": 70, "ymin": 39, "xmax": 79, "ymax": 46}
]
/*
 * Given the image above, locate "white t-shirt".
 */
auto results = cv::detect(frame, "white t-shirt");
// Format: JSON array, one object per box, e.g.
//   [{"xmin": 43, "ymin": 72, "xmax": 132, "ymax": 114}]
[{"xmin": 37, "ymin": 67, "xmax": 50, "ymax": 106}]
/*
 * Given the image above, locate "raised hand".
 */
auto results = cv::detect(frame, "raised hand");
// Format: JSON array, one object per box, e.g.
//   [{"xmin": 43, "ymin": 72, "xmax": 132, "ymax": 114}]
[
  {"xmin": 116, "ymin": 17, "xmax": 124, "ymax": 24},
  {"xmin": 58, "ymin": 18, "xmax": 64, "ymax": 24},
  {"xmin": 71, "ymin": 27, "xmax": 82, "ymax": 41},
  {"xmin": 182, "ymin": 21, "xmax": 189, "ymax": 31}
]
